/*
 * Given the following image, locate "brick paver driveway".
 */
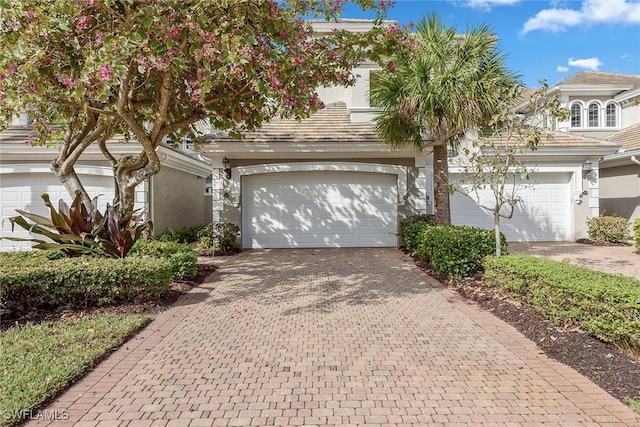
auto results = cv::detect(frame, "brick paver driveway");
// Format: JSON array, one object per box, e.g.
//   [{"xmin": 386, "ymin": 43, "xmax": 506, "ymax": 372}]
[{"xmin": 31, "ymin": 249, "xmax": 639, "ymax": 426}]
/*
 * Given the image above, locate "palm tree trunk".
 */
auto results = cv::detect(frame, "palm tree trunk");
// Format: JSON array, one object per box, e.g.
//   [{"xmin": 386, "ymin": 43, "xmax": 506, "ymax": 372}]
[{"xmin": 433, "ymin": 144, "xmax": 451, "ymax": 225}]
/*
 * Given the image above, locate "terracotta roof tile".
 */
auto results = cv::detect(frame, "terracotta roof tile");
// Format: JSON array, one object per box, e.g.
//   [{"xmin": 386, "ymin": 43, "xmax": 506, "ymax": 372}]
[
  {"xmin": 606, "ymin": 124, "xmax": 640, "ymax": 151},
  {"xmin": 553, "ymin": 71, "xmax": 640, "ymax": 87},
  {"xmin": 203, "ymin": 102, "xmax": 381, "ymax": 144}
]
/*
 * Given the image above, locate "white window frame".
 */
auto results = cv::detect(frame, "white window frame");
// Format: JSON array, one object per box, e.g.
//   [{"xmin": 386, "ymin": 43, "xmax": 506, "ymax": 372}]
[
  {"xmin": 570, "ymin": 102, "xmax": 583, "ymax": 128},
  {"xmin": 587, "ymin": 102, "xmax": 601, "ymax": 128},
  {"xmin": 605, "ymin": 102, "xmax": 618, "ymax": 128}
]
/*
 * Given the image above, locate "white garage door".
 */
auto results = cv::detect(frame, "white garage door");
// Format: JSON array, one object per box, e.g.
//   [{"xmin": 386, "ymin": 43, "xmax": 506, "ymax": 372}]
[
  {"xmin": 451, "ymin": 172, "xmax": 571, "ymax": 242},
  {"xmin": 243, "ymin": 171, "xmax": 397, "ymax": 248},
  {"xmin": 1, "ymin": 173, "xmax": 115, "ymax": 251}
]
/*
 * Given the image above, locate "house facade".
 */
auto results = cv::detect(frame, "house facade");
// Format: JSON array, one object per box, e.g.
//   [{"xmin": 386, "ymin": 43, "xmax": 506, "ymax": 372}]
[
  {"xmin": 198, "ymin": 20, "xmax": 618, "ymax": 248},
  {"xmin": 0, "ymin": 123, "xmax": 212, "ymax": 251},
  {"xmin": 526, "ymin": 71, "xmax": 640, "ymax": 225}
]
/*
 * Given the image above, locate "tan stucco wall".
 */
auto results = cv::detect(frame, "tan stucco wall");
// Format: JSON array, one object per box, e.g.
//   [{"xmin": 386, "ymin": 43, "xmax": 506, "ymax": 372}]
[
  {"xmin": 151, "ymin": 166, "xmax": 208, "ymax": 233},
  {"xmin": 600, "ymin": 164, "xmax": 640, "ymax": 225}
]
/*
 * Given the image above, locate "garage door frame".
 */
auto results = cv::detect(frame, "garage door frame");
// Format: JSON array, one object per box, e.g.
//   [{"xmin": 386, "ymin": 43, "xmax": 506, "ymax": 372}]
[
  {"xmin": 447, "ymin": 164, "xmax": 582, "ymax": 242},
  {"xmin": 235, "ymin": 162, "xmax": 407, "ymax": 249}
]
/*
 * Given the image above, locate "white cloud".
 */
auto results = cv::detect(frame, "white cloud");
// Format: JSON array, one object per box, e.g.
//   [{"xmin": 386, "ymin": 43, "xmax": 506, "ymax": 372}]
[
  {"xmin": 556, "ymin": 65, "xmax": 570, "ymax": 72},
  {"xmin": 521, "ymin": 0, "xmax": 640, "ymax": 34},
  {"xmin": 621, "ymin": 53, "xmax": 632, "ymax": 58},
  {"xmin": 568, "ymin": 57, "xmax": 603, "ymax": 70}
]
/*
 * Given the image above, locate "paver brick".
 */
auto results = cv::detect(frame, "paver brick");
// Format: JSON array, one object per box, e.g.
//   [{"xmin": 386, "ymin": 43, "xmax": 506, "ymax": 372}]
[{"xmin": 25, "ymin": 249, "xmax": 640, "ymax": 426}]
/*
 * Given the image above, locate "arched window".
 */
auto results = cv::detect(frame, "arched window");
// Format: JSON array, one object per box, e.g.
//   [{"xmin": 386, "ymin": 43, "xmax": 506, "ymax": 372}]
[
  {"xmin": 570, "ymin": 103, "xmax": 582, "ymax": 128},
  {"xmin": 588, "ymin": 103, "xmax": 600, "ymax": 127},
  {"xmin": 606, "ymin": 103, "xmax": 617, "ymax": 127}
]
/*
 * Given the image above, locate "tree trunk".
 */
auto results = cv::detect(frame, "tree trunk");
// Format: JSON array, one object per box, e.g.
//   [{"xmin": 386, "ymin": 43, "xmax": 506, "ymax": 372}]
[
  {"xmin": 50, "ymin": 162, "xmax": 93, "ymax": 211},
  {"xmin": 432, "ymin": 143, "xmax": 451, "ymax": 225},
  {"xmin": 494, "ymin": 210, "xmax": 502, "ymax": 256}
]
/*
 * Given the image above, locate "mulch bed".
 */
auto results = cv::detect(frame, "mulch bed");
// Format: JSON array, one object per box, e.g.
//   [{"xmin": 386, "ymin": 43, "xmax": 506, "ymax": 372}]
[
  {"xmin": 575, "ymin": 238, "xmax": 632, "ymax": 247},
  {"xmin": 413, "ymin": 258, "xmax": 640, "ymax": 405},
  {"xmin": 1, "ymin": 263, "xmax": 217, "ymax": 330}
]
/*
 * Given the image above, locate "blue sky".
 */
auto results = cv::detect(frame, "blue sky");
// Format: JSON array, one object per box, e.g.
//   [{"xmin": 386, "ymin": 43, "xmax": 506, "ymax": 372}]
[{"xmin": 341, "ymin": 0, "xmax": 640, "ymax": 88}]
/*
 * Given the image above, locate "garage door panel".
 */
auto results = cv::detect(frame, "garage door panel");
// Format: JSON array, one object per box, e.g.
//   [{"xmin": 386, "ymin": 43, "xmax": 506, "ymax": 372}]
[
  {"xmin": 1, "ymin": 173, "xmax": 116, "ymax": 251},
  {"xmin": 451, "ymin": 173, "xmax": 571, "ymax": 242},
  {"xmin": 243, "ymin": 171, "xmax": 397, "ymax": 249}
]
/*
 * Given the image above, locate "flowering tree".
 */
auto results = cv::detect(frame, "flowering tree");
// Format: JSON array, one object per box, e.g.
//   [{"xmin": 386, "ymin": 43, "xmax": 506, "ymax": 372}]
[
  {"xmin": 451, "ymin": 82, "xmax": 569, "ymax": 255},
  {"xmin": 0, "ymin": 0, "xmax": 395, "ymax": 217}
]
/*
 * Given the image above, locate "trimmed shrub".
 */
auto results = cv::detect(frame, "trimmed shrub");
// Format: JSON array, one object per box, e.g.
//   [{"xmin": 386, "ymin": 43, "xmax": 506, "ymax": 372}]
[
  {"xmin": 403, "ymin": 222, "xmax": 434, "ymax": 254},
  {"xmin": 130, "ymin": 240, "xmax": 197, "ymax": 280},
  {"xmin": 483, "ymin": 255, "xmax": 640, "ymax": 352},
  {"xmin": 586, "ymin": 215, "xmax": 629, "ymax": 243},
  {"xmin": 154, "ymin": 224, "xmax": 206, "ymax": 244},
  {"xmin": 634, "ymin": 218, "xmax": 640, "ymax": 252},
  {"xmin": 398, "ymin": 214, "xmax": 435, "ymax": 245},
  {"xmin": 415, "ymin": 225, "xmax": 507, "ymax": 279},
  {"xmin": 0, "ymin": 252, "xmax": 173, "ymax": 314},
  {"xmin": 197, "ymin": 222, "xmax": 241, "ymax": 255}
]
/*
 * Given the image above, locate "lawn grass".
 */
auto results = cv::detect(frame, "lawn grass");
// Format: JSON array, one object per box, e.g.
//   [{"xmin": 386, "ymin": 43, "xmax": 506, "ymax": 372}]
[
  {"xmin": 625, "ymin": 396, "xmax": 640, "ymax": 414},
  {"xmin": 0, "ymin": 313, "xmax": 151, "ymax": 426}
]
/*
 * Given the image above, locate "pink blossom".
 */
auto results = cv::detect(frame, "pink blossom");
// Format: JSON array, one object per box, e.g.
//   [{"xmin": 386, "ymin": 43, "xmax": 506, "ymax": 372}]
[
  {"xmin": 86, "ymin": 0, "xmax": 94, "ymax": 5},
  {"xmin": 386, "ymin": 60, "xmax": 396, "ymax": 73},
  {"xmin": 95, "ymin": 31, "xmax": 104, "ymax": 46},
  {"xmin": 99, "ymin": 64, "xmax": 113, "ymax": 80},
  {"xmin": 164, "ymin": 26, "xmax": 181, "ymax": 40},
  {"xmin": 76, "ymin": 15, "xmax": 93, "ymax": 31},
  {"xmin": 24, "ymin": 10, "xmax": 37, "ymax": 21},
  {"xmin": 191, "ymin": 88, "xmax": 201, "ymax": 102},
  {"xmin": 62, "ymin": 77, "xmax": 76, "ymax": 87},
  {"xmin": 0, "ymin": 73, "xmax": 5, "ymax": 79}
]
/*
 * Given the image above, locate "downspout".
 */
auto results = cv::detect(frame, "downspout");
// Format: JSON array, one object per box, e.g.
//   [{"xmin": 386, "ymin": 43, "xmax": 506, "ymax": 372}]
[
  {"xmin": 631, "ymin": 156, "xmax": 640, "ymax": 166},
  {"xmin": 148, "ymin": 175, "xmax": 155, "ymax": 232}
]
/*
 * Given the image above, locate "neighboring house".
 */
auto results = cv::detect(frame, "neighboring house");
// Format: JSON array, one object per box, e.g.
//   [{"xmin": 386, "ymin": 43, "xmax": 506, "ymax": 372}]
[
  {"xmin": 525, "ymin": 71, "xmax": 640, "ymax": 225},
  {"xmin": 197, "ymin": 21, "xmax": 619, "ymax": 248},
  {"xmin": 0, "ymin": 123, "xmax": 213, "ymax": 251}
]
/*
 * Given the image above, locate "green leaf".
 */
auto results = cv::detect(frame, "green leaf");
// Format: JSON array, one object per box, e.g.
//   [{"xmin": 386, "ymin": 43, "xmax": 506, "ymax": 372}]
[
  {"xmin": 0, "ymin": 0, "xmax": 11, "ymax": 9},
  {"xmin": 58, "ymin": 22, "xmax": 70, "ymax": 32}
]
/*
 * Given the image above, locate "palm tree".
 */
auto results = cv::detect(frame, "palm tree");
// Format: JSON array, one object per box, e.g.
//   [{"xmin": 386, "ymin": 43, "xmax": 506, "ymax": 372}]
[{"xmin": 370, "ymin": 14, "xmax": 520, "ymax": 225}]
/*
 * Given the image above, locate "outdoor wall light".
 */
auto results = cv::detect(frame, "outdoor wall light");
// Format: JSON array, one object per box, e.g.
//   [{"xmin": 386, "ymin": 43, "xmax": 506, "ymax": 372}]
[
  {"xmin": 222, "ymin": 156, "xmax": 232, "ymax": 179},
  {"xmin": 582, "ymin": 161, "xmax": 593, "ymax": 179}
]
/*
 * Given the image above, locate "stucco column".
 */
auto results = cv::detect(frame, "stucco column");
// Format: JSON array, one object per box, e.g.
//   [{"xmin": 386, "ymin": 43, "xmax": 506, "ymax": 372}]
[
  {"xmin": 415, "ymin": 156, "xmax": 434, "ymax": 215},
  {"xmin": 587, "ymin": 161, "xmax": 600, "ymax": 218},
  {"xmin": 210, "ymin": 166, "xmax": 224, "ymax": 223}
]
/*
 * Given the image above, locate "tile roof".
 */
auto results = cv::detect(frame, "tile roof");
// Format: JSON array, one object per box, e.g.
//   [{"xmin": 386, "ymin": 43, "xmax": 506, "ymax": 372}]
[
  {"xmin": 202, "ymin": 102, "xmax": 382, "ymax": 144},
  {"xmin": 0, "ymin": 126, "xmax": 209, "ymax": 163},
  {"xmin": 553, "ymin": 71, "xmax": 640, "ymax": 87},
  {"xmin": 484, "ymin": 130, "xmax": 618, "ymax": 149},
  {"xmin": 606, "ymin": 123, "xmax": 640, "ymax": 151}
]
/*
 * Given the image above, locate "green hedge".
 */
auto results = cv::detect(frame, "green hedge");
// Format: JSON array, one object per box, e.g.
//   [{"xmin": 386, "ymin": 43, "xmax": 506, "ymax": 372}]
[
  {"xmin": 0, "ymin": 252, "xmax": 173, "ymax": 314},
  {"xmin": 398, "ymin": 214, "xmax": 435, "ymax": 246},
  {"xmin": 130, "ymin": 240, "xmax": 197, "ymax": 280},
  {"xmin": 153, "ymin": 224, "xmax": 206, "ymax": 244},
  {"xmin": 413, "ymin": 224, "xmax": 506, "ymax": 279},
  {"xmin": 197, "ymin": 222, "xmax": 241, "ymax": 255},
  {"xmin": 586, "ymin": 215, "xmax": 629, "ymax": 243},
  {"xmin": 484, "ymin": 255, "xmax": 640, "ymax": 352},
  {"xmin": 634, "ymin": 218, "xmax": 640, "ymax": 252}
]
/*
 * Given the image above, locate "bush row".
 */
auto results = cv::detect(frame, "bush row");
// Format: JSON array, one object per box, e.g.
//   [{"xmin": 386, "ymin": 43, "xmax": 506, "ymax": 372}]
[
  {"xmin": 0, "ymin": 251, "xmax": 173, "ymax": 314},
  {"xmin": 153, "ymin": 224, "xmax": 206, "ymax": 244},
  {"xmin": 586, "ymin": 215, "xmax": 629, "ymax": 243},
  {"xmin": 634, "ymin": 218, "xmax": 640, "ymax": 252},
  {"xmin": 483, "ymin": 255, "xmax": 640, "ymax": 352},
  {"xmin": 130, "ymin": 240, "xmax": 197, "ymax": 280},
  {"xmin": 399, "ymin": 216, "xmax": 506, "ymax": 279},
  {"xmin": 1, "ymin": 241, "xmax": 198, "ymax": 315}
]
